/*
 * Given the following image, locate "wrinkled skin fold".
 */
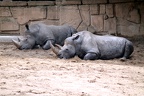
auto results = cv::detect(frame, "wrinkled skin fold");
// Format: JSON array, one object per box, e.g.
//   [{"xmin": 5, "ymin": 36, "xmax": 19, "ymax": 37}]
[
  {"xmin": 12, "ymin": 23, "xmax": 77, "ymax": 50},
  {"xmin": 50, "ymin": 31, "xmax": 134, "ymax": 60}
]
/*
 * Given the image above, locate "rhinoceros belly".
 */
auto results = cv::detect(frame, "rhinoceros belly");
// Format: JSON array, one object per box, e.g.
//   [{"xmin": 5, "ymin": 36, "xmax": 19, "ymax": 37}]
[
  {"xmin": 35, "ymin": 36, "xmax": 47, "ymax": 46},
  {"xmin": 97, "ymin": 39, "xmax": 125, "ymax": 59}
]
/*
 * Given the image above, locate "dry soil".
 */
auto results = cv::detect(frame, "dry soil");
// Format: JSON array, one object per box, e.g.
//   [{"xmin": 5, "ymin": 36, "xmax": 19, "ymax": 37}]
[{"xmin": 0, "ymin": 38, "xmax": 144, "ymax": 96}]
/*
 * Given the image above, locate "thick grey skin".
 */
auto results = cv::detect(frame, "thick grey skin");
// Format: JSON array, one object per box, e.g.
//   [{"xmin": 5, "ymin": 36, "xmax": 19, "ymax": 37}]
[
  {"xmin": 18, "ymin": 23, "xmax": 77, "ymax": 50},
  {"xmin": 57, "ymin": 31, "xmax": 134, "ymax": 60}
]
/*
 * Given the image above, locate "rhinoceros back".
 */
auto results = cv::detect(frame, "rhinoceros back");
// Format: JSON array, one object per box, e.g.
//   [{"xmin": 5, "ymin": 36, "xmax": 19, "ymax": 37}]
[
  {"xmin": 48, "ymin": 25, "xmax": 76, "ymax": 45},
  {"xmin": 96, "ymin": 35, "xmax": 129, "ymax": 59}
]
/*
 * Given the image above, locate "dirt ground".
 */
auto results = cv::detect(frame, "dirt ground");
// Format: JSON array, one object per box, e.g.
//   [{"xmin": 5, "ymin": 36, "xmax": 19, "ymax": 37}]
[{"xmin": 0, "ymin": 37, "xmax": 144, "ymax": 96}]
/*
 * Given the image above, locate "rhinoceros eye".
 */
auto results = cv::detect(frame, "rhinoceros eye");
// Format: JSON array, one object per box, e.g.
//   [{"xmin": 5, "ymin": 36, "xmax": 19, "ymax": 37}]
[{"xmin": 65, "ymin": 48, "xmax": 69, "ymax": 52}]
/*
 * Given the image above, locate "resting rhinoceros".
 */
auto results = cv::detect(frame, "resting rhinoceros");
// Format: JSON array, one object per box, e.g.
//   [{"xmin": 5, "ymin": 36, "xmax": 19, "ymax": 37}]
[
  {"xmin": 12, "ymin": 23, "xmax": 77, "ymax": 50},
  {"xmin": 50, "ymin": 31, "xmax": 134, "ymax": 60}
]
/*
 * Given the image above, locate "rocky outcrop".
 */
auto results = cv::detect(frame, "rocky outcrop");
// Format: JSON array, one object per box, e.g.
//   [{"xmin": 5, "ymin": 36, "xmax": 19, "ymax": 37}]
[{"xmin": 0, "ymin": 0, "xmax": 143, "ymax": 36}]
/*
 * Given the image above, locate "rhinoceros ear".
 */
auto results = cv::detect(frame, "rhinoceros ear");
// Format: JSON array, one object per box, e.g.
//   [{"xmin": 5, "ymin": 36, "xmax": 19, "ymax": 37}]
[
  {"xmin": 72, "ymin": 34, "xmax": 79, "ymax": 40},
  {"xmin": 25, "ymin": 24, "xmax": 29, "ymax": 30}
]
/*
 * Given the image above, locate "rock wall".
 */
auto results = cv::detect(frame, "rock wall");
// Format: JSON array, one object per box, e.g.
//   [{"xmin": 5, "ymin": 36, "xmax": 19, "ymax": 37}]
[{"xmin": 0, "ymin": 0, "xmax": 144, "ymax": 37}]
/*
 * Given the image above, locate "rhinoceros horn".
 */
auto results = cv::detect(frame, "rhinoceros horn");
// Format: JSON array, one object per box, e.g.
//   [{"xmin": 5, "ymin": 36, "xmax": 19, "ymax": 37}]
[
  {"xmin": 18, "ymin": 37, "xmax": 23, "ymax": 42},
  {"xmin": 12, "ymin": 39, "xmax": 21, "ymax": 49},
  {"xmin": 49, "ymin": 41, "xmax": 61, "ymax": 55},
  {"xmin": 55, "ymin": 44, "xmax": 62, "ymax": 49}
]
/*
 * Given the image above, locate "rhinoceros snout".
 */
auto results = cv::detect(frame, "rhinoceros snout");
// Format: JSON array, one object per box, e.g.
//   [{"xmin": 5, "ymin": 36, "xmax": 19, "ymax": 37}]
[{"xmin": 57, "ymin": 53, "xmax": 63, "ymax": 59}]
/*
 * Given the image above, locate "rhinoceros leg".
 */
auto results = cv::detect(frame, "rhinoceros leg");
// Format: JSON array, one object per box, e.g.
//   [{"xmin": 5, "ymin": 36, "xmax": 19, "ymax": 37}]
[
  {"xmin": 83, "ymin": 52, "xmax": 99, "ymax": 60},
  {"xmin": 121, "ymin": 41, "xmax": 134, "ymax": 60},
  {"xmin": 42, "ymin": 41, "xmax": 51, "ymax": 50},
  {"xmin": 42, "ymin": 40, "xmax": 55, "ymax": 50}
]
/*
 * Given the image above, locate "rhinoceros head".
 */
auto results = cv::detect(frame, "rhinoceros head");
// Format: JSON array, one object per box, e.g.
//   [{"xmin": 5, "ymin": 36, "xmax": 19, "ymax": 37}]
[
  {"xmin": 50, "ymin": 34, "xmax": 81, "ymax": 59},
  {"xmin": 12, "ymin": 24, "xmax": 37, "ymax": 50},
  {"xmin": 12, "ymin": 35, "xmax": 35, "ymax": 50}
]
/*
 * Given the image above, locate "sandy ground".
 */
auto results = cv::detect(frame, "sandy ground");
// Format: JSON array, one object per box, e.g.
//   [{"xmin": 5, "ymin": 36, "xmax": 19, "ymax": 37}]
[{"xmin": 0, "ymin": 38, "xmax": 144, "ymax": 96}]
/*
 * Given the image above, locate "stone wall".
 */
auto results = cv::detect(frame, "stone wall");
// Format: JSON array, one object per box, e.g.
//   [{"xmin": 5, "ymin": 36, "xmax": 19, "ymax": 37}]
[{"xmin": 0, "ymin": 0, "xmax": 144, "ymax": 37}]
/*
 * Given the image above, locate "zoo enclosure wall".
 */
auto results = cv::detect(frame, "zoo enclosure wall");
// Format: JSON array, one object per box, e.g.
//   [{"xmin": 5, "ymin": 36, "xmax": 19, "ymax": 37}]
[{"xmin": 0, "ymin": 0, "xmax": 144, "ymax": 37}]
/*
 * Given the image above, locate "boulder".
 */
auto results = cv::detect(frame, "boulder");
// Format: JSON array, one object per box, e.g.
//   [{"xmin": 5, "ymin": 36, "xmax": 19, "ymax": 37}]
[
  {"xmin": 59, "ymin": 5, "xmax": 82, "ymax": 29},
  {"xmin": 91, "ymin": 15, "xmax": 104, "ymax": 32},
  {"xmin": 0, "ymin": 17, "xmax": 19, "ymax": 31}
]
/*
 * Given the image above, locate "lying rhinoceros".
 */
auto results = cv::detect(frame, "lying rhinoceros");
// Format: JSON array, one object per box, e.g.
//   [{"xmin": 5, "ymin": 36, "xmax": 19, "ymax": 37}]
[
  {"xmin": 50, "ymin": 31, "xmax": 134, "ymax": 60},
  {"xmin": 12, "ymin": 23, "xmax": 77, "ymax": 50}
]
